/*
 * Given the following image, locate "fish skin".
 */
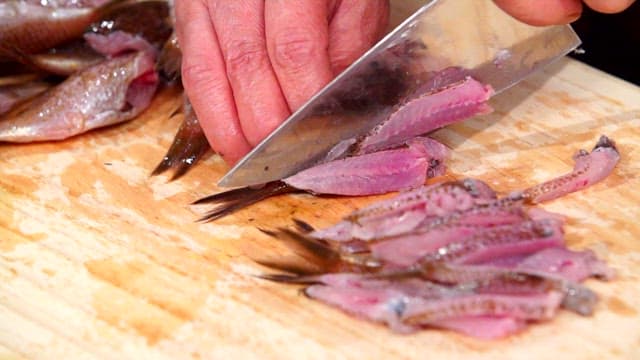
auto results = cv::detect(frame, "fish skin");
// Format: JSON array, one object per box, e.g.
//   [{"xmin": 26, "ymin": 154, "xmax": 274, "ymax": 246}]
[
  {"xmin": 157, "ymin": 31, "xmax": 181, "ymax": 82},
  {"xmin": 151, "ymin": 95, "xmax": 212, "ymax": 180},
  {"xmin": 0, "ymin": 1, "xmax": 101, "ymax": 59},
  {"xmin": 0, "ymin": 0, "xmax": 149, "ymax": 60},
  {"xmin": 0, "ymin": 51, "xmax": 157, "ymax": 142},
  {"xmin": 520, "ymin": 135, "xmax": 621, "ymax": 203},
  {"xmin": 0, "ymin": 80, "xmax": 51, "ymax": 115}
]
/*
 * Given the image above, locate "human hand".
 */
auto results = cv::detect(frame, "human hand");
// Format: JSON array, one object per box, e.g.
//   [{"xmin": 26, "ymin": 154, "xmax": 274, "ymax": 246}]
[
  {"xmin": 174, "ymin": 0, "xmax": 390, "ymax": 165},
  {"xmin": 493, "ymin": 0, "xmax": 635, "ymax": 26}
]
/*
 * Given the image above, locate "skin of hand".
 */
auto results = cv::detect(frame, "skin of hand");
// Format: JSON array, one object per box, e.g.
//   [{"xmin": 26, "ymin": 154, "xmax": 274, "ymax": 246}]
[
  {"xmin": 174, "ymin": 0, "xmax": 390, "ymax": 165},
  {"xmin": 493, "ymin": 0, "xmax": 636, "ymax": 26},
  {"xmin": 175, "ymin": 0, "xmax": 635, "ymax": 166}
]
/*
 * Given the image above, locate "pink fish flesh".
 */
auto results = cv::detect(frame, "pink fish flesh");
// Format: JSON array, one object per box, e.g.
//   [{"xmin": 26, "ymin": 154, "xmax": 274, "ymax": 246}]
[
  {"xmin": 283, "ymin": 137, "xmax": 449, "ymax": 196},
  {"xmin": 0, "ymin": 51, "xmax": 157, "ymax": 142},
  {"xmin": 422, "ymin": 219, "xmax": 564, "ymax": 265},
  {"xmin": 84, "ymin": 30, "xmax": 159, "ymax": 58},
  {"xmin": 357, "ymin": 76, "xmax": 494, "ymax": 154},
  {"xmin": 512, "ymin": 247, "xmax": 615, "ymax": 282},
  {"xmin": 309, "ymin": 178, "xmax": 496, "ymax": 242},
  {"xmin": 519, "ymin": 135, "xmax": 620, "ymax": 203},
  {"xmin": 193, "ymin": 137, "xmax": 451, "ymax": 222},
  {"xmin": 302, "ymin": 273, "xmax": 563, "ymax": 334},
  {"xmin": 433, "ymin": 316, "xmax": 526, "ymax": 340}
]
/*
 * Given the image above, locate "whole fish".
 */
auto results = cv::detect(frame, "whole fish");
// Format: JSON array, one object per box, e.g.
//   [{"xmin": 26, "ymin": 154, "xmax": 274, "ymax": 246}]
[
  {"xmin": 0, "ymin": 51, "xmax": 157, "ymax": 142},
  {"xmin": 0, "ymin": 0, "xmax": 144, "ymax": 60}
]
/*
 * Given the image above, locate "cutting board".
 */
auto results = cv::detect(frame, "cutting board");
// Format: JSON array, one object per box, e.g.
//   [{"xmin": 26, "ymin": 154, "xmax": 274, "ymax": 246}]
[{"xmin": 1, "ymin": 2, "xmax": 640, "ymax": 359}]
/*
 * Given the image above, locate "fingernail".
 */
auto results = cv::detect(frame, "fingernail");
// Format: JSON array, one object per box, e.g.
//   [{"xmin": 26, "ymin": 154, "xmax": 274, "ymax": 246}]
[{"xmin": 566, "ymin": 11, "xmax": 582, "ymax": 23}]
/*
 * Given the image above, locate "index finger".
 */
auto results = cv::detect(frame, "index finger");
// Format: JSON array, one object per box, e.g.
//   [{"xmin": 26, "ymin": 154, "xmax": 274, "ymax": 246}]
[
  {"xmin": 264, "ymin": 0, "xmax": 334, "ymax": 111},
  {"xmin": 174, "ymin": 0, "xmax": 252, "ymax": 165}
]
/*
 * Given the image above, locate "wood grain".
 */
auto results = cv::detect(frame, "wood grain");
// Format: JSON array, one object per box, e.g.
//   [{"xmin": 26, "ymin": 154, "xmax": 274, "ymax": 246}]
[{"xmin": 1, "ymin": 2, "xmax": 640, "ymax": 360}]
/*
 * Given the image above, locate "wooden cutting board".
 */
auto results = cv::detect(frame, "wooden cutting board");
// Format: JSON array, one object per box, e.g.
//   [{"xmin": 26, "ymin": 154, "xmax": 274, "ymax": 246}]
[{"xmin": 2, "ymin": 4, "xmax": 640, "ymax": 360}]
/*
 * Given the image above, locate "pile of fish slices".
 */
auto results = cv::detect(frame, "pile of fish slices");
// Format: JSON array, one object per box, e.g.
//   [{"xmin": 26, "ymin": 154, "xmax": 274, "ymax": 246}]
[{"xmin": 257, "ymin": 135, "xmax": 620, "ymax": 340}]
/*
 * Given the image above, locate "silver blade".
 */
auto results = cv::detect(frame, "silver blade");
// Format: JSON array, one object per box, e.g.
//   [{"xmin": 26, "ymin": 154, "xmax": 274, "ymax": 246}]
[{"xmin": 218, "ymin": 0, "xmax": 581, "ymax": 188}]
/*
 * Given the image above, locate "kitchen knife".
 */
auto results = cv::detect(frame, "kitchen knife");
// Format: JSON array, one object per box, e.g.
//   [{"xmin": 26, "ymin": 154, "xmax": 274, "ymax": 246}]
[{"xmin": 218, "ymin": 0, "xmax": 581, "ymax": 188}]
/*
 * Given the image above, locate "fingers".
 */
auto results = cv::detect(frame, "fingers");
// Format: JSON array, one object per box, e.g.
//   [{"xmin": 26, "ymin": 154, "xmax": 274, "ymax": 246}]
[
  {"xmin": 210, "ymin": 0, "xmax": 291, "ymax": 147},
  {"xmin": 493, "ymin": 0, "xmax": 583, "ymax": 26},
  {"xmin": 265, "ymin": 0, "xmax": 334, "ymax": 111},
  {"xmin": 327, "ymin": 0, "xmax": 390, "ymax": 75},
  {"xmin": 175, "ymin": 0, "xmax": 251, "ymax": 165},
  {"xmin": 582, "ymin": 0, "xmax": 636, "ymax": 13}
]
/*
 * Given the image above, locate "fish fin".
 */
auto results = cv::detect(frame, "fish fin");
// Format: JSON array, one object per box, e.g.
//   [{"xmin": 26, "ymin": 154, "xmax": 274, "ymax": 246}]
[
  {"xmin": 559, "ymin": 282, "xmax": 598, "ymax": 316},
  {"xmin": 253, "ymin": 259, "xmax": 322, "ymax": 277},
  {"xmin": 193, "ymin": 181, "xmax": 296, "ymax": 222},
  {"xmin": 593, "ymin": 134, "xmax": 618, "ymax": 153},
  {"xmin": 255, "ymin": 273, "xmax": 322, "ymax": 285},
  {"xmin": 158, "ymin": 33, "xmax": 181, "ymax": 83},
  {"xmin": 150, "ymin": 116, "xmax": 211, "ymax": 180},
  {"xmin": 292, "ymin": 218, "xmax": 316, "ymax": 233},
  {"xmin": 259, "ymin": 227, "xmax": 340, "ymax": 266}
]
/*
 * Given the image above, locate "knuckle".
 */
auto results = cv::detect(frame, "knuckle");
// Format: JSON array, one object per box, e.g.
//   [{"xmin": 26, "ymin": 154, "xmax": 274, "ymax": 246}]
[
  {"xmin": 180, "ymin": 62, "xmax": 223, "ymax": 96},
  {"xmin": 272, "ymin": 31, "xmax": 319, "ymax": 70},
  {"xmin": 223, "ymin": 39, "xmax": 269, "ymax": 74}
]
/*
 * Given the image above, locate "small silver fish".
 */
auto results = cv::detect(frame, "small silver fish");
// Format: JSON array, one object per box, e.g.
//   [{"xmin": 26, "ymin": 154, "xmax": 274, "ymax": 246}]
[{"xmin": 0, "ymin": 51, "xmax": 157, "ymax": 142}]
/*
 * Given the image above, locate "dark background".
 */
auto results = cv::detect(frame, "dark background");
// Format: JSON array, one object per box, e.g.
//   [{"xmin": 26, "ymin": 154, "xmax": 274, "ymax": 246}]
[{"xmin": 569, "ymin": 2, "xmax": 639, "ymax": 85}]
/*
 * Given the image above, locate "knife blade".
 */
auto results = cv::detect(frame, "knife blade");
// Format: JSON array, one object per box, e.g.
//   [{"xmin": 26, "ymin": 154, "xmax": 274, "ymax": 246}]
[{"xmin": 218, "ymin": 0, "xmax": 581, "ymax": 188}]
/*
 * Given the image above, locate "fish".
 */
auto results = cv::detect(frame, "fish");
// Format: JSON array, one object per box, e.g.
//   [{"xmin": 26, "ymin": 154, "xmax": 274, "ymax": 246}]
[
  {"xmin": 151, "ymin": 95, "xmax": 212, "ymax": 180},
  {"xmin": 309, "ymin": 179, "xmax": 500, "ymax": 242},
  {"xmin": 85, "ymin": 0, "xmax": 172, "ymax": 51},
  {"xmin": 0, "ymin": 80, "xmax": 51, "ymax": 115},
  {"xmin": 84, "ymin": 30, "xmax": 159, "ymax": 58},
  {"xmin": 253, "ymin": 136, "xmax": 618, "ymax": 339},
  {"xmin": 8, "ymin": 40, "xmax": 104, "ymax": 76},
  {"xmin": 355, "ymin": 75, "xmax": 495, "ymax": 154},
  {"xmin": 519, "ymin": 135, "xmax": 621, "ymax": 203},
  {"xmin": 0, "ymin": 51, "xmax": 158, "ymax": 142},
  {"xmin": 157, "ymin": 30, "xmax": 181, "ymax": 82},
  {"xmin": 0, "ymin": 0, "xmax": 146, "ymax": 61},
  {"xmin": 193, "ymin": 137, "xmax": 451, "ymax": 222}
]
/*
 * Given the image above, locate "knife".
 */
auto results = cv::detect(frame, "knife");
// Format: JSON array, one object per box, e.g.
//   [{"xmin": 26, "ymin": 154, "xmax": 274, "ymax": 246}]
[{"xmin": 218, "ymin": 0, "xmax": 581, "ymax": 188}]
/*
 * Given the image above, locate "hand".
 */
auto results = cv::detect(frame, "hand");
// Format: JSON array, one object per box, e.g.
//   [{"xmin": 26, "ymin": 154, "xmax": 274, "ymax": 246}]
[
  {"xmin": 174, "ymin": 0, "xmax": 390, "ymax": 165},
  {"xmin": 493, "ymin": 0, "xmax": 635, "ymax": 26}
]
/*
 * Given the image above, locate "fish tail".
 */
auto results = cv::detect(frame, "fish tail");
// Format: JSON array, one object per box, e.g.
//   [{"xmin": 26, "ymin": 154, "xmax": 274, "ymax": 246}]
[
  {"xmin": 559, "ymin": 282, "xmax": 598, "ymax": 316},
  {"xmin": 151, "ymin": 101, "xmax": 211, "ymax": 180},
  {"xmin": 258, "ymin": 227, "xmax": 340, "ymax": 267},
  {"xmin": 158, "ymin": 32, "xmax": 181, "ymax": 83},
  {"xmin": 593, "ymin": 134, "xmax": 618, "ymax": 153},
  {"xmin": 193, "ymin": 181, "xmax": 296, "ymax": 222},
  {"xmin": 292, "ymin": 218, "xmax": 316, "ymax": 233}
]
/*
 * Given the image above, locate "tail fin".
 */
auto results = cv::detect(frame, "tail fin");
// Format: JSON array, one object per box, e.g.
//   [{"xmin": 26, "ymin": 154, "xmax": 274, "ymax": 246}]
[
  {"xmin": 193, "ymin": 181, "xmax": 296, "ymax": 222},
  {"xmin": 151, "ymin": 98, "xmax": 211, "ymax": 180}
]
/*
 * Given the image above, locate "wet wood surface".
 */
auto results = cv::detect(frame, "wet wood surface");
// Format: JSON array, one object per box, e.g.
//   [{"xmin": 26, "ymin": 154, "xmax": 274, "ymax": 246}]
[{"xmin": 2, "ymin": 3, "xmax": 640, "ymax": 360}]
